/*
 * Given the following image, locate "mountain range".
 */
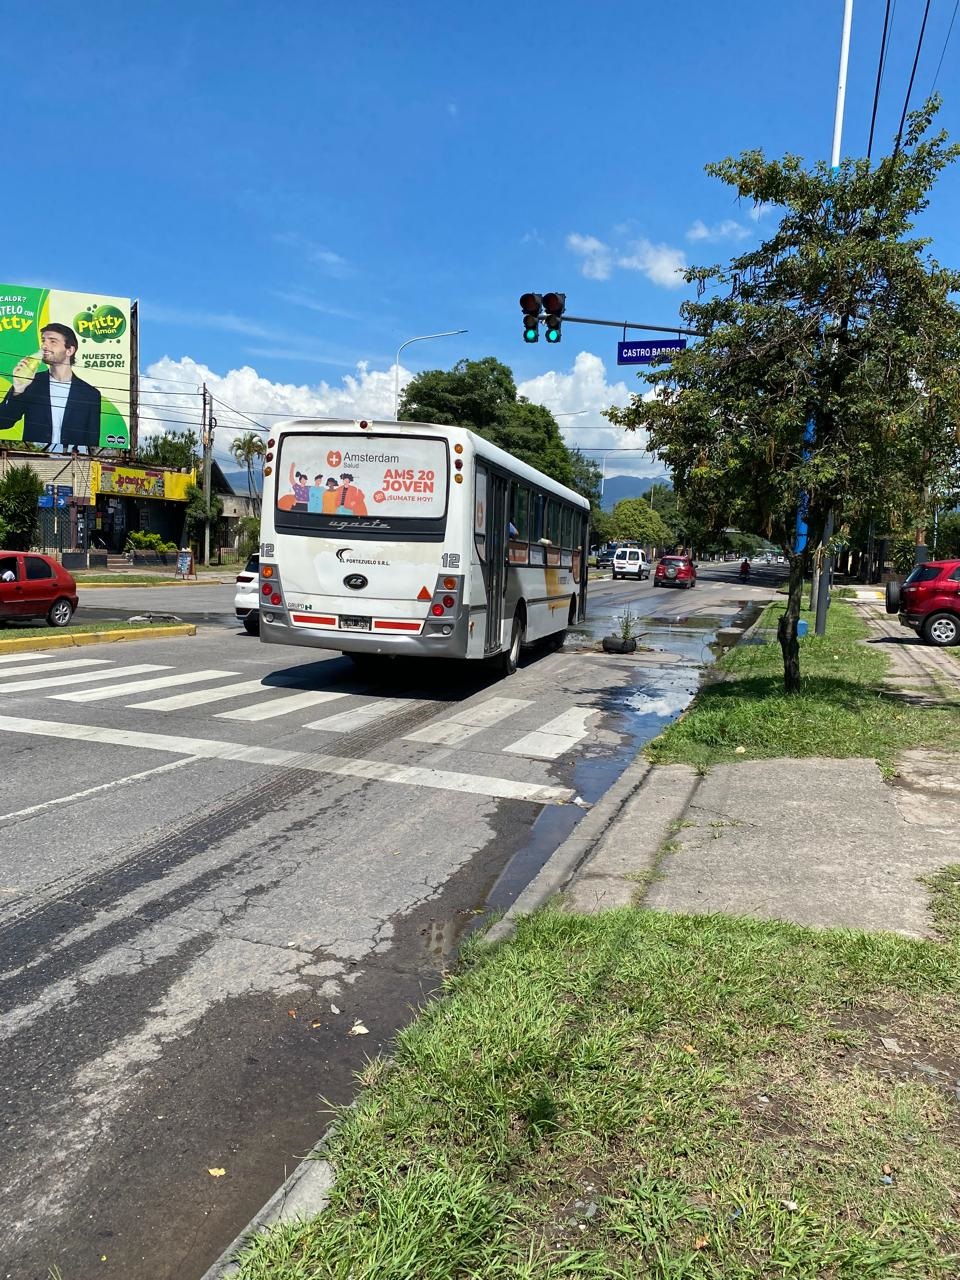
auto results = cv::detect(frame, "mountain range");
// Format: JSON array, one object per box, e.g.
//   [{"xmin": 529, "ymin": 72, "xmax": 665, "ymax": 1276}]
[{"xmin": 601, "ymin": 473, "xmax": 671, "ymax": 511}]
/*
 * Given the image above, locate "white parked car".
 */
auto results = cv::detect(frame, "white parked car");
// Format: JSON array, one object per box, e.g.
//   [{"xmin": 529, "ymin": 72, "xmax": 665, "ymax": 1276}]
[
  {"xmin": 612, "ymin": 547, "xmax": 650, "ymax": 580},
  {"xmin": 235, "ymin": 553, "xmax": 259, "ymax": 634}
]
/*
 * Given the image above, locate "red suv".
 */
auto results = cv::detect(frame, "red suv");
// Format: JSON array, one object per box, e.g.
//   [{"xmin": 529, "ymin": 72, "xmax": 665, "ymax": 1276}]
[
  {"xmin": 886, "ymin": 559, "xmax": 960, "ymax": 647},
  {"xmin": 0, "ymin": 551, "xmax": 79, "ymax": 627},
  {"xmin": 654, "ymin": 555, "xmax": 697, "ymax": 589}
]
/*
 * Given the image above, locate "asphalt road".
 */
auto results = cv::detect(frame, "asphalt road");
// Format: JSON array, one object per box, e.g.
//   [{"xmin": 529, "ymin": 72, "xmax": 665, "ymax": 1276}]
[{"xmin": 0, "ymin": 564, "xmax": 777, "ymax": 1279}]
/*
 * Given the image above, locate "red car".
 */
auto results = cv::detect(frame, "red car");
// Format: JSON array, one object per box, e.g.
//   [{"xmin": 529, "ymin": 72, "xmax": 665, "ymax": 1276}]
[
  {"xmin": 0, "ymin": 551, "xmax": 79, "ymax": 627},
  {"xmin": 886, "ymin": 558, "xmax": 960, "ymax": 647},
  {"xmin": 654, "ymin": 555, "xmax": 697, "ymax": 589}
]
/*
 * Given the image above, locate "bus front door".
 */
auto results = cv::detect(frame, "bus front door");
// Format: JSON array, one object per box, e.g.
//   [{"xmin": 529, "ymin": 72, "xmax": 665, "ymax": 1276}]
[{"xmin": 484, "ymin": 473, "xmax": 508, "ymax": 653}]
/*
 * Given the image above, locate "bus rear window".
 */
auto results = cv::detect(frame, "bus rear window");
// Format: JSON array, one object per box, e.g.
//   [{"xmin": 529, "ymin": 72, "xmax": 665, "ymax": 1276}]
[{"xmin": 276, "ymin": 434, "xmax": 448, "ymax": 529}]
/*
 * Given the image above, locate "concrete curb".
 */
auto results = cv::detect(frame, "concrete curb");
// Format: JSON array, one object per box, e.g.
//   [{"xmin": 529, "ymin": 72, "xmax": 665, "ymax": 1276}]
[
  {"xmin": 199, "ymin": 1136, "xmax": 337, "ymax": 1280},
  {"xmin": 0, "ymin": 624, "xmax": 196, "ymax": 653},
  {"xmin": 484, "ymin": 755, "xmax": 655, "ymax": 945},
  {"xmin": 77, "ymin": 579, "xmax": 232, "ymax": 588}
]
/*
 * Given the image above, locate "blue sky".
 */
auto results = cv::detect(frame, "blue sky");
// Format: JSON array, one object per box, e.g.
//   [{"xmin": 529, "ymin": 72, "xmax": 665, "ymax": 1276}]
[{"xmin": 7, "ymin": 0, "xmax": 960, "ymax": 477}]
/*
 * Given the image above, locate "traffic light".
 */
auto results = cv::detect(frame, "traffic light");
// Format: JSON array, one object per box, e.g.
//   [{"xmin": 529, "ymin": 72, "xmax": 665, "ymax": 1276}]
[
  {"xmin": 542, "ymin": 292, "xmax": 566, "ymax": 343},
  {"xmin": 519, "ymin": 292, "xmax": 541, "ymax": 343}
]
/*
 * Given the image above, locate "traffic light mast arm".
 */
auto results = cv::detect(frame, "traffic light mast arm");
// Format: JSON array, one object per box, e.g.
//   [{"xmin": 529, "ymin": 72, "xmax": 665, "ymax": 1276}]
[{"xmin": 562, "ymin": 314, "xmax": 700, "ymax": 337}]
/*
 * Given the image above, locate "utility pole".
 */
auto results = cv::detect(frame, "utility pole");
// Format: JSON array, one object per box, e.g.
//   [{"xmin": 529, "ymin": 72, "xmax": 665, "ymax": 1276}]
[
  {"xmin": 813, "ymin": 0, "xmax": 854, "ymax": 636},
  {"xmin": 201, "ymin": 384, "xmax": 214, "ymax": 566}
]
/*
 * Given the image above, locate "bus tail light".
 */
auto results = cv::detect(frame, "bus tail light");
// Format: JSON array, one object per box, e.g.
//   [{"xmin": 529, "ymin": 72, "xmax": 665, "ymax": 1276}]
[{"xmin": 425, "ymin": 574, "xmax": 463, "ymax": 624}]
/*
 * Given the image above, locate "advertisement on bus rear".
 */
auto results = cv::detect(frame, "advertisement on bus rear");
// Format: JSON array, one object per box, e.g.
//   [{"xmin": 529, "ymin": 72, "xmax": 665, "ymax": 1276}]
[
  {"xmin": 0, "ymin": 282, "xmax": 132, "ymax": 451},
  {"xmin": 277, "ymin": 435, "xmax": 448, "ymax": 522}
]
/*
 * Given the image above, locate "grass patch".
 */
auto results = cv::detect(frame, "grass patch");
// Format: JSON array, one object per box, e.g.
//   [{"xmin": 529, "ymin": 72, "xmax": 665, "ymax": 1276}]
[
  {"xmin": 647, "ymin": 600, "xmax": 959, "ymax": 771},
  {"xmin": 73, "ymin": 571, "xmax": 229, "ymax": 584},
  {"xmin": 0, "ymin": 619, "xmax": 185, "ymax": 639},
  {"xmin": 925, "ymin": 867, "xmax": 960, "ymax": 947},
  {"xmin": 234, "ymin": 908, "xmax": 960, "ymax": 1279}
]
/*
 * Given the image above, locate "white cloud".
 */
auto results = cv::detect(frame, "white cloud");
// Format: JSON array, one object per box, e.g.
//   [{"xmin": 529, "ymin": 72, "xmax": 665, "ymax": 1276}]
[
  {"xmin": 567, "ymin": 233, "xmax": 614, "ymax": 281},
  {"xmin": 142, "ymin": 355, "xmax": 407, "ymax": 467},
  {"xmin": 748, "ymin": 202, "xmax": 775, "ymax": 222},
  {"xmin": 142, "ymin": 304, "xmax": 276, "ymax": 340},
  {"xmin": 139, "ymin": 350, "xmax": 664, "ymax": 482},
  {"xmin": 273, "ymin": 232, "xmax": 353, "ymax": 277},
  {"xmin": 617, "ymin": 239, "xmax": 687, "ymax": 288},
  {"xmin": 268, "ymin": 289, "xmax": 364, "ymax": 322},
  {"xmin": 686, "ymin": 218, "xmax": 750, "ymax": 243},
  {"xmin": 517, "ymin": 351, "xmax": 660, "ymax": 479}
]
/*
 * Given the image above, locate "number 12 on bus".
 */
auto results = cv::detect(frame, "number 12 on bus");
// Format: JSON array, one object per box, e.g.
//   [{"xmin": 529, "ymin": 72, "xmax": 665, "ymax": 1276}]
[{"xmin": 258, "ymin": 419, "xmax": 590, "ymax": 675}]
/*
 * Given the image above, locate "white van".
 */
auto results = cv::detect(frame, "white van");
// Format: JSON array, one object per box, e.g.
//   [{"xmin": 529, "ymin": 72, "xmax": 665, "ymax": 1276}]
[{"xmin": 612, "ymin": 547, "xmax": 649, "ymax": 580}]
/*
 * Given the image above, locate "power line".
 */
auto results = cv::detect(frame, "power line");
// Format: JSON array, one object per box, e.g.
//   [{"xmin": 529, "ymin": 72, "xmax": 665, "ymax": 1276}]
[
  {"xmin": 209, "ymin": 394, "xmax": 267, "ymax": 431},
  {"xmin": 893, "ymin": 0, "xmax": 933, "ymax": 158},
  {"xmin": 867, "ymin": 0, "xmax": 894, "ymax": 161},
  {"xmin": 931, "ymin": 0, "xmax": 960, "ymax": 92}
]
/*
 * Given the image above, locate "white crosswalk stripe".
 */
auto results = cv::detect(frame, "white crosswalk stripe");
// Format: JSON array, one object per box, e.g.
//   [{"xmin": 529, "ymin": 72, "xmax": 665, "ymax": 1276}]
[
  {"xmin": 0, "ymin": 714, "xmax": 574, "ymax": 805},
  {"xmin": 0, "ymin": 664, "xmax": 169, "ymax": 693},
  {"xmin": 0, "ymin": 651, "xmax": 72, "ymax": 665},
  {"xmin": 504, "ymin": 707, "xmax": 596, "ymax": 760},
  {"xmin": 0, "ymin": 657, "xmax": 111, "ymax": 679},
  {"xmin": 217, "ymin": 690, "xmax": 349, "ymax": 721},
  {"xmin": 132, "ymin": 678, "xmax": 292, "ymax": 711},
  {"xmin": 304, "ymin": 698, "xmax": 408, "ymax": 733},
  {"xmin": 51, "ymin": 669, "xmax": 240, "ymax": 703},
  {"xmin": 403, "ymin": 695, "xmax": 532, "ymax": 745}
]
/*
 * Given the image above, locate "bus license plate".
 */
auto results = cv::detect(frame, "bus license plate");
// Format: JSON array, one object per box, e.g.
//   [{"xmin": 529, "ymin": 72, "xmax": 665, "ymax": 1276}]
[{"xmin": 340, "ymin": 615, "xmax": 371, "ymax": 631}]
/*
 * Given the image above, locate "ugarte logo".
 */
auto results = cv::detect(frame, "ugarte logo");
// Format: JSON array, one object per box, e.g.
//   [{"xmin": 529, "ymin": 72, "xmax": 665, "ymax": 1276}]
[{"xmin": 73, "ymin": 303, "xmax": 127, "ymax": 342}]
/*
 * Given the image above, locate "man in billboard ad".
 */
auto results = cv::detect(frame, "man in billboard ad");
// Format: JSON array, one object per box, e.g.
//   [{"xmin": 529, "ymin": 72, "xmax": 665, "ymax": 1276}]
[{"xmin": 0, "ymin": 283, "xmax": 131, "ymax": 451}]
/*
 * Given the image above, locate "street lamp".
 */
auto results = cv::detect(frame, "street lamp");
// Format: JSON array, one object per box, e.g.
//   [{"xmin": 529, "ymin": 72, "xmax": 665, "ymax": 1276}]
[{"xmin": 394, "ymin": 329, "xmax": 468, "ymax": 421}]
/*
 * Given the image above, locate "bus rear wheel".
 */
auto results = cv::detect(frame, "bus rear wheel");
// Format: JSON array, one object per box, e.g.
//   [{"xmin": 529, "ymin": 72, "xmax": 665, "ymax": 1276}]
[{"xmin": 501, "ymin": 609, "xmax": 525, "ymax": 676}]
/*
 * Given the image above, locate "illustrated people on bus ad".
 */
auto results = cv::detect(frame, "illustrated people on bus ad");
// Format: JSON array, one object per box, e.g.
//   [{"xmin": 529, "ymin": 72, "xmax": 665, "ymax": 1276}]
[
  {"xmin": 333, "ymin": 472, "xmax": 367, "ymax": 516},
  {"xmin": 307, "ymin": 472, "xmax": 326, "ymax": 513},
  {"xmin": 287, "ymin": 463, "xmax": 310, "ymax": 510},
  {"xmin": 0, "ymin": 323, "xmax": 101, "ymax": 450},
  {"xmin": 322, "ymin": 476, "xmax": 340, "ymax": 513}
]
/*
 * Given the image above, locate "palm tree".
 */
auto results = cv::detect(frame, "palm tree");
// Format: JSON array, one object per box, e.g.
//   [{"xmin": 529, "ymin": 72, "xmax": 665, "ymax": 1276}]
[{"xmin": 229, "ymin": 431, "xmax": 265, "ymax": 517}]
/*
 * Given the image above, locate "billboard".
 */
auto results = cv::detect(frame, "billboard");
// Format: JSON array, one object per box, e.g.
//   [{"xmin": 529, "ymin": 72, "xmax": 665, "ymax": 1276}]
[{"xmin": 0, "ymin": 283, "xmax": 132, "ymax": 451}]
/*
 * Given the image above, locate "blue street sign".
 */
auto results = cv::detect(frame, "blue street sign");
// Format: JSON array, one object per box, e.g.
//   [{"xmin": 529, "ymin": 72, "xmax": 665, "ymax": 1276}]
[
  {"xmin": 39, "ymin": 484, "xmax": 55, "ymax": 509},
  {"xmin": 55, "ymin": 485, "xmax": 73, "ymax": 509},
  {"xmin": 617, "ymin": 338, "xmax": 686, "ymax": 365}
]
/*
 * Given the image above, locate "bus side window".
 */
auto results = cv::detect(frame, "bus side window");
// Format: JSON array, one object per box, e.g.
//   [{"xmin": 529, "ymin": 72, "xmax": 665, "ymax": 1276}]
[
  {"xmin": 509, "ymin": 484, "xmax": 529, "ymax": 564},
  {"xmin": 561, "ymin": 506, "xmax": 574, "ymax": 549},
  {"xmin": 532, "ymin": 493, "xmax": 545, "ymax": 543},
  {"xmin": 475, "ymin": 465, "xmax": 488, "ymax": 562}
]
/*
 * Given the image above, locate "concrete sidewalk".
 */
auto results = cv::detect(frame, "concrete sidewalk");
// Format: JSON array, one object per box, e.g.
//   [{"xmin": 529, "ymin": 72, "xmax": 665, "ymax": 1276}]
[{"xmin": 493, "ymin": 597, "xmax": 960, "ymax": 944}]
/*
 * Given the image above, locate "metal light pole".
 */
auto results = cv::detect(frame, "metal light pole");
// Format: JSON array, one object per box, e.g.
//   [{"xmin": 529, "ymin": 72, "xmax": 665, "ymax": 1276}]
[
  {"xmin": 813, "ymin": 0, "xmax": 854, "ymax": 636},
  {"xmin": 394, "ymin": 329, "xmax": 467, "ymax": 420}
]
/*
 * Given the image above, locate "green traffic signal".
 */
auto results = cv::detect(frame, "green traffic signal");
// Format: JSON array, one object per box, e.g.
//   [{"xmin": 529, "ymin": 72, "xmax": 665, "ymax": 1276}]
[
  {"xmin": 542, "ymin": 291, "xmax": 565, "ymax": 343},
  {"xmin": 524, "ymin": 319, "xmax": 539, "ymax": 343}
]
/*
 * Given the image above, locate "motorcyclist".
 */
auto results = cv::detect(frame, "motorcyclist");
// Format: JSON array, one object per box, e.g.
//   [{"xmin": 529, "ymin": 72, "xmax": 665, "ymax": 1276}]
[{"xmin": 739, "ymin": 558, "xmax": 750, "ymax": 581}]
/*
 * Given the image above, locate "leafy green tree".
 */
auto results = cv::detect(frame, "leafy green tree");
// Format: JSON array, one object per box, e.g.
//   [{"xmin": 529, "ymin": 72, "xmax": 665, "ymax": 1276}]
[
  {"xmin": 935, "ymin": 511, "xmax": 960, "ymax": 558},
  {"xmin": 0, "ymin": 464, "xmax": 43, "ymax": 549},
  {"xmin": 229, "ymin": 431, "xmax": 265, "ymax": 516},
  {"xmin": 135, "ymin": 430, "xmax": 199, "ymax": 471},
  {"xmin": 610, "ymin": 498, "xmax": 672, "ymax": 548},
  {"xmin": 184, "ymin": 482, "xmax": 223, "ymax": 549},
  {"xmin": 608, "ymin": 100, "xmax": 960, "ymax": 691},
  {"xmin": 399, "ymin": 357, "xmax": 574, "ymax": 486},
  {"xmin": 589, "ymin": 507, "xmax": 615, "ymax": 547}
]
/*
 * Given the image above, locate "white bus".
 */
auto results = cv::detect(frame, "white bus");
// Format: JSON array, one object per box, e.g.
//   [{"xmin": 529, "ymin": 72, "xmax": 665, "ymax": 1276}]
[{"xmin": 258, "ymin": 418, "xmax": 590, "ymax": 674}]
